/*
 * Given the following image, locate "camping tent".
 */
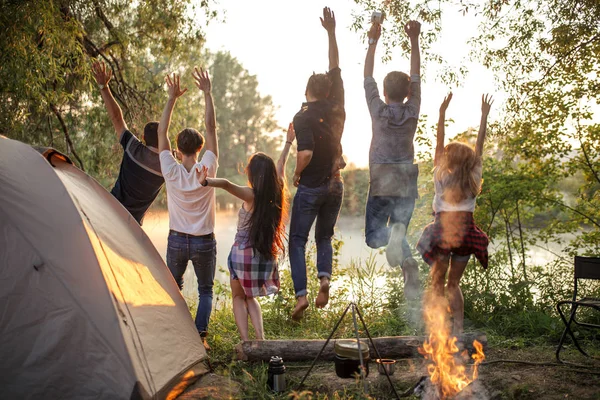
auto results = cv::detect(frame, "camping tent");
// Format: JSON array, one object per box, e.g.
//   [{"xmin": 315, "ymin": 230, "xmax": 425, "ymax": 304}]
[{"xmin": 0, "ymin": 136, "xmax": 208, "ymax": 399}]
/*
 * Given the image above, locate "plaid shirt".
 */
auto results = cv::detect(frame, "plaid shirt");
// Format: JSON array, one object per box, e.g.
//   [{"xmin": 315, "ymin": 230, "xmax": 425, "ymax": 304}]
[
  {"xmin": 417, "ymin": 212, "xmax": 489, "ymax": 269},
  {"xmin": 228, "ymin": 242, "xmax": 280, "ymax": 297}
]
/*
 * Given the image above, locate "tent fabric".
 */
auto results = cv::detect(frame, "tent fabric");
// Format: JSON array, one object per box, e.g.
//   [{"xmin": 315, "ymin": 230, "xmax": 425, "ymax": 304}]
[{"xmin": 0, "ymin": 136, "xmax": 207, "ymax": 399}]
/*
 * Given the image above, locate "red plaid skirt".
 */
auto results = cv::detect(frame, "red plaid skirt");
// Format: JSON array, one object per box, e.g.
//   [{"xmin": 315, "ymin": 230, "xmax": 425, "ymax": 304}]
[
  {"xmin": 227, "ymin": 242, "xmax": 280, "ymax": 298},
  {"xmin": 417, "ymin": 212, "xmax": 489, "ymax": 269}
]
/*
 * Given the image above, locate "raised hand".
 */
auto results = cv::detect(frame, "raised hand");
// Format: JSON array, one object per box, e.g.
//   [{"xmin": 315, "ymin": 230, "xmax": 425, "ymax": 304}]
[
  {"xmin": 165, "ymin": 73, "xmax": 187, "ymax": 99},
  {"xmin": 440, "ymin": 92, "xmax": 453, "ymax": 113},
  {"xmin": 91, "ymin": 60, "xmax": 112, "ymax": 87},
  {"xmin": 192, "ymin": 67, "xmax": 211, "ymax": 93},
  {"xmin": 368, "ymin": 23, "xmax": 381, "ymax": 42},
  {"xmin": 481, "ymin": 94, "xmax": 494, "ymax": 115},
  {"xmin": 404, "ymin": 20, "xmax": 421, "ymax": 39},
  {"xmin": 286, "ymin": 122, "xmax": 296, "ymax": 143},
  {"xmin": 196, "ymin": 165, "xmax": 208, "ymax": 186},
  {"xmin": 320, "ymin": 7, "xmax": 336, "ymax": 33}
]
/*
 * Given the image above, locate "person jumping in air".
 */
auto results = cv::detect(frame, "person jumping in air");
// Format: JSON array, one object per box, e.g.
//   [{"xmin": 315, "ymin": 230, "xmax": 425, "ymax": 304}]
[
  {"xmin": 157, "ymin": 69, "xmax": 219, "ymax": 350},
  {"xmin": 417, "ymin": 93, "xmax": 493, "ymax": 335},
  {"xmin": 363, "ymin": 21, "xmax": 422, "ymax": 300},
  {"xmin": 289, "ymin": 7, "xmax": 346, "ymax": 320},
  {"xmin": 196, "ymin": 124, "xmax": 293, "ymax": 340}
]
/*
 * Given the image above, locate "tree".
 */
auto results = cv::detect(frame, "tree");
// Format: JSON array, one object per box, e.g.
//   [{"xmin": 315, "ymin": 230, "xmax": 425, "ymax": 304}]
[
  {"xmin": 0, "ymin": 0, "xmax": 217, "ymax": 177},
  {"xmin": 207, "ymin": 51, "xmax": 282, "ymax": 208},
  {"xmin": 352, "ymin": 0, "xmax": 600, "ymax": 254}
]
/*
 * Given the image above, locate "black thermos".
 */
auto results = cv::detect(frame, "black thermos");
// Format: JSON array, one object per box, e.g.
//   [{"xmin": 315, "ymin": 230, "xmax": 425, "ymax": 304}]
[{"xmin": 267, "ymin": 356, "xmax": 286, "ymax": 392}]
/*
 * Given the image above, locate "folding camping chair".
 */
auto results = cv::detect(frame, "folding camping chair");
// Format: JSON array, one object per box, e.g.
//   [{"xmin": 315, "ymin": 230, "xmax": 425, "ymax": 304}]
[{"xmin": 556, "ymin": 256, "xmax": 600, "ymax": 362}]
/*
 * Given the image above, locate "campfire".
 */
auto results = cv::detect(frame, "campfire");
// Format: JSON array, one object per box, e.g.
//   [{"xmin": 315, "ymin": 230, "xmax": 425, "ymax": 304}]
[{"xmin": 418, "ymin": 297, "xmax": 486, "ymax": 399}]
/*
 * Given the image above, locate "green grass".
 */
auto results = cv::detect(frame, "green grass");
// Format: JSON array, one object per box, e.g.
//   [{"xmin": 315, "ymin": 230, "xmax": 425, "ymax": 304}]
[{"xmin": 188, "ymin": 240, "xmax": 600, "ymax": 398}]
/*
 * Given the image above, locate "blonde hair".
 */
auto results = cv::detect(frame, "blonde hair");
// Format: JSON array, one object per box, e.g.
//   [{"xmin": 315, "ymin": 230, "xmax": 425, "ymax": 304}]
[{"xmin": 434, "ymin": 142, "xmax": 483, "ymax": 204}]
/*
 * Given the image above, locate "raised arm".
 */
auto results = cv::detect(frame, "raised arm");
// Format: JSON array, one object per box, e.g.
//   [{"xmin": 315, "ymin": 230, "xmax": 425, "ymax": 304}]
[
  {"xmin": 404, "ymin": 21, "xmax": 421, "ymax": 77},
  {"xmin": 197, "ymin": 166, "xmax": 254, "ymax": 203},
  {"xmin": 435, "ymin": 93, "xmax": 453, "ymax": 166},
  {"xmin": 277, "ymin": 123, "xmax": 295, "ymax": 180},
  {"xmin": 476, "ymin": 94, "xmax": 493, "ymax": 158},
  {"xmin": 320, "ymin": 7, "xmax": 338, "ymax": 71},
  {"xmin": 192, "ymin": 67, "xmax": 218, "ymax": 157},
  {"xmin": 364, "ymin": 23, "xmax": 381, "ymax": 78},
  {"xmin": 92, "ymin": 61, "xmax": 127, "ymax": 138},
  {"xmin": 157, "ymin": 74, "xmax": 187, "ymax": 153}
]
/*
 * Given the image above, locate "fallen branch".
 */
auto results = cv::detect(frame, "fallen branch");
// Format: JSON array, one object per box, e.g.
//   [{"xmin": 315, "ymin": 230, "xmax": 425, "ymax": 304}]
[
  {"xmin": 49, "ymin": 104, "xmax": 84, "ymax": 171},
  {"xmin": 235, "ymin": 333, "xmax": 487, "ymax": 362}
]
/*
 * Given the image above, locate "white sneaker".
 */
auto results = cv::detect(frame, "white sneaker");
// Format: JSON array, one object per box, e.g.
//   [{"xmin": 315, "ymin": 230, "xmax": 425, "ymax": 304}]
[
  {"xmin": 402, "ymin": 257, "xmax": 420, "ymax": 301},
  {"xmin": 386, "ymin": 223, "xmax": 406, "ymax": 268}
]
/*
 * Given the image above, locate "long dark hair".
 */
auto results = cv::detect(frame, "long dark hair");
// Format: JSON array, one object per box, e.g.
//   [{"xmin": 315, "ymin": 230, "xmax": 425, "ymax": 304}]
[{"xmin": 245, "ymin": 152, "xmax": 288, "ymax": 260}]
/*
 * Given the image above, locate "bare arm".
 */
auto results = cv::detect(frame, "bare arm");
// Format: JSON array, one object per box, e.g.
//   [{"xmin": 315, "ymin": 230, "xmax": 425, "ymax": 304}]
[
  {"xmin": 277, "ymin": 123, "xmax": 295, "ymax": 180},
  {"xmin": 404, "ymin": 21, "xmax": 421, "ymax": 77},
  {"xmin": 476, "ymin": 94, "xmax": 494, "ymax": 158},
  {"xmin": 293, "ymin": 150, "xmax": 314, "ymax": 187},
  {"xmin": 321, "ymin": 7, "xmax": 339, "ymax": 70},
  {"xmin": 364, "ymin": 23, "xmax": 381, "ymax": 78},
  {"xmin": 157, "ymin": 74, "xmax": 188, "ymax": 153},
  {"xmin": 435, "ymin": 93, "xmax": 453, "ymax": 166},
  {"xmin": 193, "ymin": 67, "xmax": 218, "ymax": 157},
  {"xmin": 197, "ymin": 166, "xmax": 254, "ymax": 203},
  {"xmin": 92, "ymin": 61, "xmax": 127, "ymax": 138}
]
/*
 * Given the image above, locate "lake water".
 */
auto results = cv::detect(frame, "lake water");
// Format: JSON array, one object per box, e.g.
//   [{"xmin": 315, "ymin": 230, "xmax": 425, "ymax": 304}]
[
  {"xmin": 142, "ymin": 210, "xmax": 390, "ymax": 299},
  {"xmin": 141, "ymin": 210, "xmax": 565, "ymax": 300}
]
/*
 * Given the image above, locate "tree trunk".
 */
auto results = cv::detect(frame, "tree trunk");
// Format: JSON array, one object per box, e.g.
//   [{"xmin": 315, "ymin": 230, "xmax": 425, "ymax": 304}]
[{"xmin": 235, "ymin": 333, "xmax": 488, "ymax": 362}]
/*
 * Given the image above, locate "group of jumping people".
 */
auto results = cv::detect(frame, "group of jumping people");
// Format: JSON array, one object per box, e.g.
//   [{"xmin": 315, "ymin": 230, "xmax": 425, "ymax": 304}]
[{"xmin": 91, "ymin": 6, "xmax": 491, "ymax": 345}]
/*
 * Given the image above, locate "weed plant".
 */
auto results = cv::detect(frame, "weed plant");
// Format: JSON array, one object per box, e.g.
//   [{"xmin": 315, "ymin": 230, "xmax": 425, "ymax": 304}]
[{"xmin": 193, "ymin": 238, "xmax": 600, "ymax": 398}]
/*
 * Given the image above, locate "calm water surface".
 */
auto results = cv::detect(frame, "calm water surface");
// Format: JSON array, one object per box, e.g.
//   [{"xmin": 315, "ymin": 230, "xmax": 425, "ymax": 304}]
[{"xmin": 142, "ymin": 210, "xmax": 564, "ymax": 301}]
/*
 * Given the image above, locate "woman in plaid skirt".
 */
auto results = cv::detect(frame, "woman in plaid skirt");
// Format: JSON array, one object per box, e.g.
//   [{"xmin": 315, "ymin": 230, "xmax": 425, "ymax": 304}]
[
  {"xmin": 197, "ymin": 124, "xmax": 294, "ymax": 340},
  {"xmin": 417, "ymin": 93, "xmax": 493, "ymax": 335}
]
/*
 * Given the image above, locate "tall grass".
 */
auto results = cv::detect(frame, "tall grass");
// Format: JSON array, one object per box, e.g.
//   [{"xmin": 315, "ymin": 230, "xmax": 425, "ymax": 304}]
[{"xmin": 195, "ymin": 238, "xmax": 600, "ymax": 397}]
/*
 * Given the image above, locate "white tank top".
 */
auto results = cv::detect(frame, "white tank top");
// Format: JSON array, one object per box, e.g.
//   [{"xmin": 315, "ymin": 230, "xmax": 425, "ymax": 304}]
[{"xmin": 432, "ymin": 164, "xmax": 482, "ymax": 213}]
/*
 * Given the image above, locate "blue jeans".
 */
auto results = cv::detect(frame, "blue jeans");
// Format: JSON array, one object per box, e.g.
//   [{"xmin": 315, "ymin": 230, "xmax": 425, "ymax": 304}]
[
  {"xmin": 289, "ymin": 179, "xmax": 344, "ymax": 297},
  {"xmin": 365, "ymin": 191, "xmax": 415, "ymax": 261},
  {"xmin": 166, "ymin": 233, "xmax": 216, "ymax": 334}
]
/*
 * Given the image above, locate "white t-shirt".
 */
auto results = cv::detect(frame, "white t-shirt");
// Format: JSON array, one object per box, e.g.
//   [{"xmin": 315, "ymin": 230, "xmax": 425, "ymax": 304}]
[
  {"xmin": 160, "ymin": 150, "xmax": 218, "ymax": 235},
  {"xmin": 432, "ymin": 164, "xmax": 482, "ymax": 213}
]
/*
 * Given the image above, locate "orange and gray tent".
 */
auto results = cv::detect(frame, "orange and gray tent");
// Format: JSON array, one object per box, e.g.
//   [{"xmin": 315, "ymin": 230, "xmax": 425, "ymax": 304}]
[{"xmin": 0, "ymin": 136, "xmax": 208, "ymax": 399}]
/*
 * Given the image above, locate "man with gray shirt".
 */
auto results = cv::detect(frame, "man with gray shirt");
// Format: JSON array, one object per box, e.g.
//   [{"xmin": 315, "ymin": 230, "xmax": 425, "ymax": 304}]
[{"xmin": 363, "ymin": 21, "xmax": 421, "ymax": 300}]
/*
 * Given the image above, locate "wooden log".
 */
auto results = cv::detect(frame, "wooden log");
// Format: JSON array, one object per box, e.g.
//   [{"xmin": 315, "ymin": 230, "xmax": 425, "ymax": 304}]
[{"xmin": 235, "ymin": 333, "xmax": 487, "ymax": 362}]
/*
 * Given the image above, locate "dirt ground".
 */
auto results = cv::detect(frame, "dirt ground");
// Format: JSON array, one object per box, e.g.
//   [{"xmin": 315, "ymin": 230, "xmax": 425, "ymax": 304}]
[
  {"xmin": 289, "ymin": 346, "xmax": 600, "ymax": 399},
  {"xmin": 180, "ymin": 345, "xmax": 600, "ymax": 399}
]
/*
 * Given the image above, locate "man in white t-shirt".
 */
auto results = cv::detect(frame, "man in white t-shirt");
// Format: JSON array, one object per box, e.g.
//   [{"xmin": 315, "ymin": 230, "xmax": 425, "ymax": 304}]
[{"xmin": 157, "ymin": 69, "xmax": 219, "ymax": 350}]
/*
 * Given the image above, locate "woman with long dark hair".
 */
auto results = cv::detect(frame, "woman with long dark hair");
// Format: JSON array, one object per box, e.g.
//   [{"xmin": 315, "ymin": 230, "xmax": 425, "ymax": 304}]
[{"xmin": 197, "ymin": 124, "xmax": 293, "ymax": 340}]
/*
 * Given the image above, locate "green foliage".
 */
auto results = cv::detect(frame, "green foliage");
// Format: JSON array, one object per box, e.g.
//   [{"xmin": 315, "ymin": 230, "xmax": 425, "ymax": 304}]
[
  {"xmin": 207, "ymin": 51, "xmax": 283, "ymax": 208},
  {"xmin": 0, "ymin": 0, "xmax": 218, "ymax": 174}
]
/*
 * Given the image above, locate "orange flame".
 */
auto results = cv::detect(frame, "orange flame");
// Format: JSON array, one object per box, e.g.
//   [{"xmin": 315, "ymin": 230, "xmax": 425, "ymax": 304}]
[{"xmin": 418, "ymin": 296, "xmax": 485, "ymax": 399}]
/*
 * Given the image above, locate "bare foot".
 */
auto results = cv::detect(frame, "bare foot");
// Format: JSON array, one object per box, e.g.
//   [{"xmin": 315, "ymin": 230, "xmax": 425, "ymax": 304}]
[
  {"xmin": 291, "ymin": 296, "xmax": 309, "ymax": 321},
  {"xmin": 315, "ymin": 278, "xmax": 330, "ymax": 308},
  {"xmin": 200, "ymin": 333, "xmax": 211, "ymax": 351}
]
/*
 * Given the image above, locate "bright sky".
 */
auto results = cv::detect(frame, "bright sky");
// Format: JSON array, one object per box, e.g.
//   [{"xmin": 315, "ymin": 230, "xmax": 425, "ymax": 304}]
[{"xmin": 204, "ymin": 0, "xmax": 500, "ymax": 168}]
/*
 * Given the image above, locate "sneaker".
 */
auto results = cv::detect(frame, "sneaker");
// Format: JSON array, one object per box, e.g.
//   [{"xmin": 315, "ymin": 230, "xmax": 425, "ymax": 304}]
[
  {"xmin": 386, "ymin": 223, "xmax": 406, "ymax": 268},
  {"xmin": 402, "ymin": 257, "xmax": 420, "ymax": 301}
]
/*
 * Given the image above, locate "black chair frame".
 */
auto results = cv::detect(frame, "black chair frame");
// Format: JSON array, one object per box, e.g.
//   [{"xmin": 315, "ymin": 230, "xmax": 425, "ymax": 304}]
[{"xmin": 556, "ymin": 256, "xmax": 600, "ymax": 362}]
